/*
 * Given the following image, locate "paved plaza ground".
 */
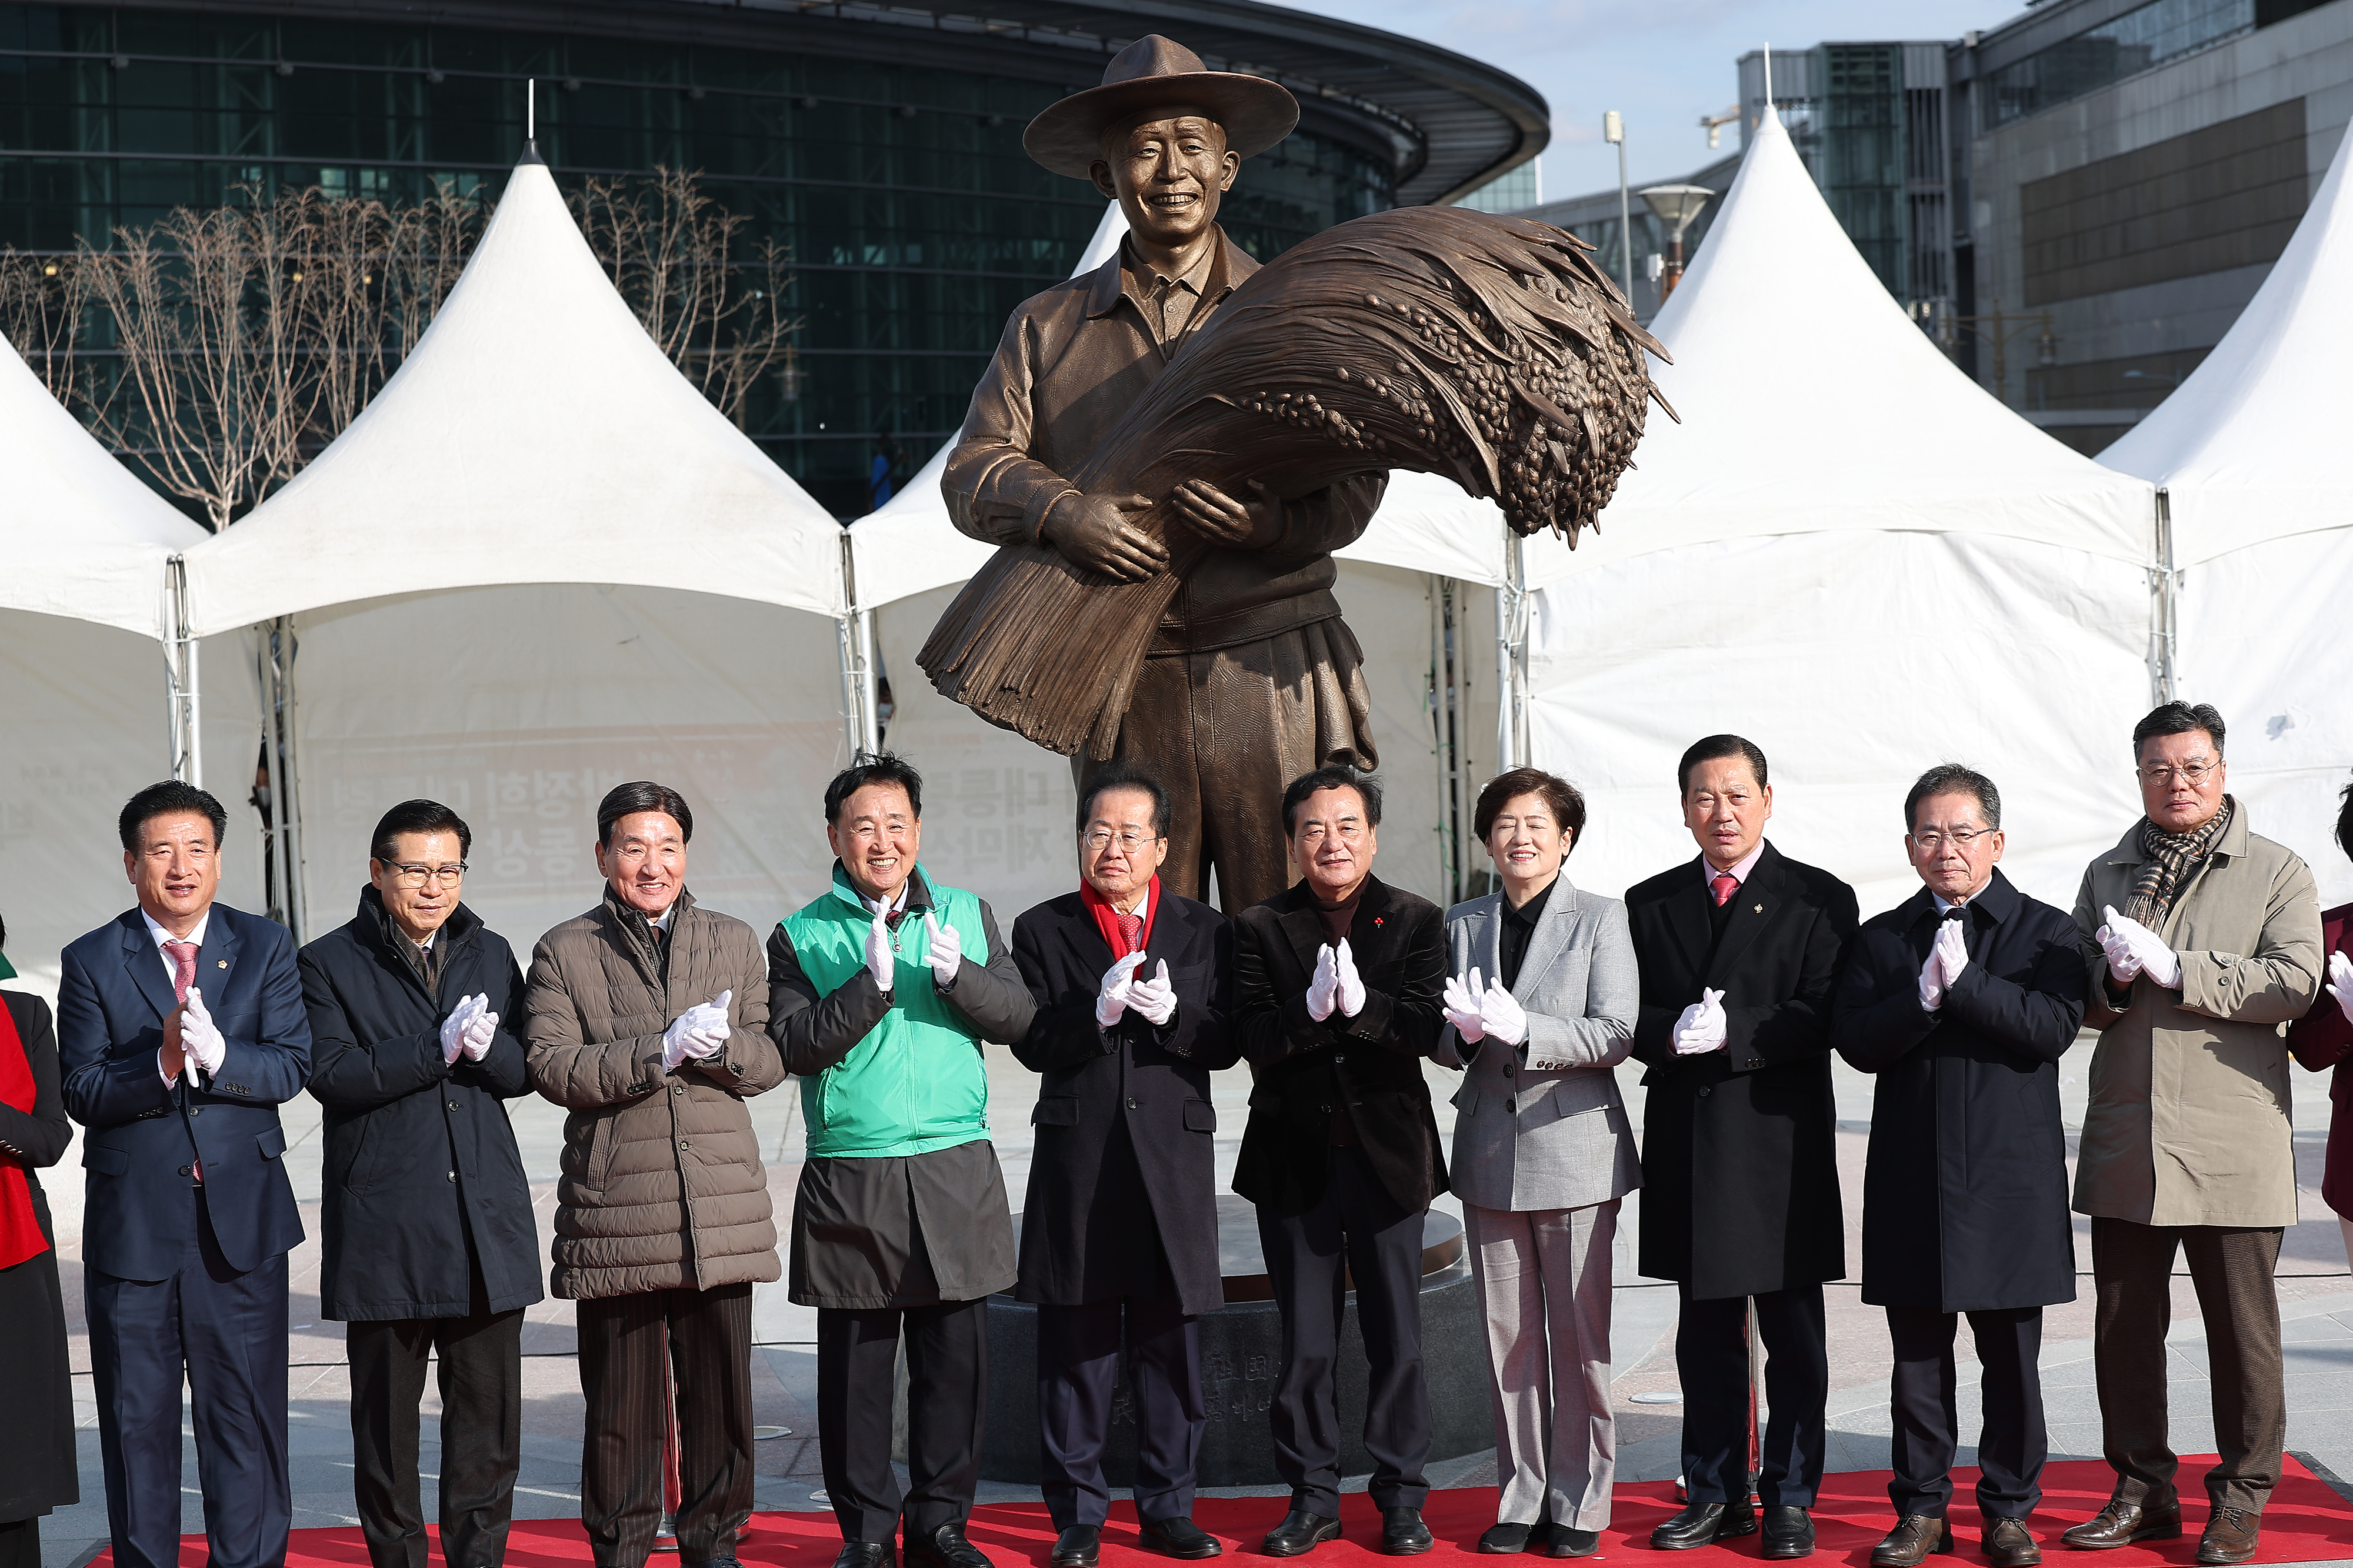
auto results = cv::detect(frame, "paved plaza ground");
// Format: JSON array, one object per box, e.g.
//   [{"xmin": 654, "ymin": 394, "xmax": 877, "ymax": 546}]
[{"xmin": 28, "ymin": 1037, "xmax": 2353, "ymax": 1566}]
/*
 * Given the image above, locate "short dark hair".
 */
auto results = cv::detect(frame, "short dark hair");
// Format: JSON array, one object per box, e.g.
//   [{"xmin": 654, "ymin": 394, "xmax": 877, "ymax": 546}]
[
  {"xmin": 371, "ymin": 799, "xmax": 472, "ymax": 865},
  {"xmin": 1474, "ymin": 766, "xmax": 1588, "ymax": 851},
  {"xmin": 2335, "ymin": 773, "xmax": 2353, "ymax": 867},
  {"xmin": 2132, "ymin": 700, "xmax": 2226, "ymax": 759},
  {"xmin": 118, "ymin": 780, "xmax": 228, "ymax": 854},
  {"xmin": 1904, "ymin": 763, "xmax": 2001, "ymax": 833},
  {"xmin": 596, "ymin": 781, "xmax": 694, "ymax": 848},
  {"xmin": 1678, "ymin": 734, "xmax": 1769, "ymax": 796},
  {"xmin": 1078, "ymin": 764, "xmax": 1171, "ymax": 841},
  {"xmin": 823, "ymin": 753, "xmax": 923, "ymax": 825},
  {"xmin": 1281, "ymin": 765, "xmax": 1382, "ymax": 837}
]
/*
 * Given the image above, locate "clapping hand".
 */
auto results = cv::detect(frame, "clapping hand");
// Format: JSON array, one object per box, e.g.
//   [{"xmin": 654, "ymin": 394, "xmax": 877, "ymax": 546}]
[
  {"xmin": 1332, "ymin": 938, "xmax": 1367, "ymax": 1018},
  {"xmin": 1127, "ymin": 960, "xmax": 1178, "ymax": 1027},
  {"xmin": 441, "ymin": 993, "xmax": 489, "ymax": 1065},
  {"xmin": 2328, "ymin": 950, "xmax": 2353, "ymax": 1028},
  {"xmin": 1443, "ymin": 969, "xmax": 1488, "ymax": 1044},
  {"xmin": 180, "ymin": 986, "xmax": 226, "ymax": 1079},
  {"xmin": 1306, "ymin": 944, "xmax": 1340, "ymax": 1023},
  {"xmin": 1480, "ymin": 981, "xmax": 1528, "ymax": 1047},
  {"xmin": 865, "ymin": 909, "xmax": 895, "ymax": 996},
  {"xmin": 1096, "ymin": 950, "xmax": 1148, "ymax": 1028},
  {"xmin": 2097, "ymin": 905, "xmax": 2180, "ymax": 989},
  {"xmin": 922, "ymin": 912, "xmax": 961, "ymax": 986},
  {"xmin": 1671, "ymin": 987, "xmax": 1728, "ymax": 1056},
  {"xmin": 661, "ymin": 990, "xmax": 732, "ymax": 1070},
  {"xmin": 462, "ymin": 996, "xmax": 499, "ymax": 1060}
]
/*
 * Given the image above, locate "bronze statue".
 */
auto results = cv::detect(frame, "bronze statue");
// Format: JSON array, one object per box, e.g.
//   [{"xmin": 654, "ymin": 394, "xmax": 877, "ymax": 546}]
[{"xmin": 930, "ymin": 35, "xmax": 1663, "ymax": 913}]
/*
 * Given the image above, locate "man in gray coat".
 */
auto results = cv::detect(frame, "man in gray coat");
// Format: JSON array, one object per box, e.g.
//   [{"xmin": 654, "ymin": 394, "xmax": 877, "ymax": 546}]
[{"xmin": 1437, "ymin": 768, "xmax": 1639, "ymax": 1559}]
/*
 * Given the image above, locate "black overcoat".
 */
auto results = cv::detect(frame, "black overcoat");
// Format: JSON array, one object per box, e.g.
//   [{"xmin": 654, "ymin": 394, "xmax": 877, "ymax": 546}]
[
  {"xmin": 0, "ymin": 991, "xmax": 77, "ymax": 1522},
  {"xmin": 1008, "ymin": 888, "xmax": 1238, "ymax": 1316},
  {"xmin": 1626, "ymin": 842, "xmax": 1857, "ymax": 1299},
  {"xmin": 1232, "ymin": 875, "xmax": 1448, "ymax": 1218},
  {"xmin": 301, "ymin": 888, "xmax": 544, "ymax": 1322},
  {"xmin": 1831, "ymin": 869, "xmax": 2086, "ymax": 1312}
]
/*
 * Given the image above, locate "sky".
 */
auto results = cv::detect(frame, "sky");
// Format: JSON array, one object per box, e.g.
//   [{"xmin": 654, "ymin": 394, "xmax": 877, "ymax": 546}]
[{"xmin": 1277, "ymin": 0, "xmax": 2033, "ymax": 200}]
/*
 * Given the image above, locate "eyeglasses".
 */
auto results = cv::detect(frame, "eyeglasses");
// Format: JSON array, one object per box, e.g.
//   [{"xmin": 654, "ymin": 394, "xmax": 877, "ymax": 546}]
[
  {"xmin": 1082, "ymin": 829, "xmax": 1164, "ymax": 853},
  {"xmin": 1910, "ymin": 828, "xmax": 1991, "ymax": 853},
  {"xmin": 2139, "ymin": 761, "xmax": 2219, "ymax": 786},
  {"xmin": 383, "ymin": 860, "xmax": 466, "ymax": 889}
]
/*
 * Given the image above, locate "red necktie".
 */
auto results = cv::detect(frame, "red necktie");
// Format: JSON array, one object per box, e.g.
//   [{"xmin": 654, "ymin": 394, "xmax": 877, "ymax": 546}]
[
  {"xmin": 1116, "ymin": 911, "xmax": 1144, "ymax": 956},
  {"xmin": 1710, "ymin": 873, "xmax": 1738, "ymax": 908},
  {"xmin": 164, "ymin": 940, "xmax": 198, "ymax": 1000}
]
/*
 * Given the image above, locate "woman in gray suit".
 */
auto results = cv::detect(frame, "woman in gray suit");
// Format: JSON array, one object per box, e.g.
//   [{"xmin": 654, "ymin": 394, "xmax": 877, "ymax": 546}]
[{"xmin": 1439, "ymin": 768, "xmax": 1640, "ymax": 1558}]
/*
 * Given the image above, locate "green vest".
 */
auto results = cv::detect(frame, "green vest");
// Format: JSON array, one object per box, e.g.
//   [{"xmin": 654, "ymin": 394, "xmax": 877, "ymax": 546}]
[{"xmin": 782, "ymin": 865, "xmax": 992, "ymax": 1159}]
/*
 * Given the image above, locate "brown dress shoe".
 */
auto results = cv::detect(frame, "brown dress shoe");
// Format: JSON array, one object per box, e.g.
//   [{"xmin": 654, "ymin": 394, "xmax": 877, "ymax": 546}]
[
  {"xmin": 1869, "ymin": 1515, "xmax": 1952, "ymax": 1567},
  {"xmin": 1984, "ymin": 1518, "xmax": 2041, "ymax": 1567},
  {"xmin": 2058, "ymin": 1500, "xmax": 2180, "ymax": 1550},
  {"xmin": 2196, "ymin": 1507, "xmax": 2259, "ymax": 1566}
]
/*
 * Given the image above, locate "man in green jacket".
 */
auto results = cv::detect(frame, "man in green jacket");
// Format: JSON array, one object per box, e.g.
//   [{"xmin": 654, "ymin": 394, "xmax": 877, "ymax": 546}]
[{"xmin": 768, "ymin": 755, "xmax": 1036, "ymax": 1568}]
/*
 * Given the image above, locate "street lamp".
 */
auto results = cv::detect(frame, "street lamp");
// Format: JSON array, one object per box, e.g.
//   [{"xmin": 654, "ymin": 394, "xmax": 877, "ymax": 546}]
[
  {"xmin": 1603, "ymin": 110, "xmax": 1632, "ymax": 303},
  {"xmin": 1638, "ymin": 184, "xmax": 1713, "ymax": 299},
  {"xmin": 1935, "ymin": 297, "xmax": 2058, "ymax": 409}
]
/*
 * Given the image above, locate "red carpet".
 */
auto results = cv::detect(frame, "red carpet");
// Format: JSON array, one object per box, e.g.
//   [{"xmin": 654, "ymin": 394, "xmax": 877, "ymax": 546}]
[{"xmin": 89, "ymin": 1457, "xmax": 2353, "ymax": 1568}]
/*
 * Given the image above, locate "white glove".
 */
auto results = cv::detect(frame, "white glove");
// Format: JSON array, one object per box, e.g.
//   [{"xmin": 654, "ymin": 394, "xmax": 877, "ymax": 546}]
[
  {"xmin": 1442, "ymin": 969, "xmax": 1488, "ymax": 1044},
  {"xmin": 865, "ymin": 909, "xmax": 895, "ymax": 995},
  {"xmin": 2098, "ymin": 905, "xmax": 2179, "ymax": 989},
  {"xmin": 462, "ymin": 998, "xmax": 499, "ymax": 1062},
  {"xmin": 1481, "ymin": 982, "xmax": 1528, "ymax": 1047},
  {"xmin": 1306, "ymin": 944, "xmax": 1339, "ymax": 1023},
  {"xmin": 180, "ymin": 986, "xmax": 226, "ymax": 1078},
  {"xmin": 441, "ymin": 993, "xmax": 486, "ymax": 1065},
  {"xmin": 1128, "ymin": 960, "xmax": 1178, "ymax": 1028},
  {"xmin": 1096, "ymin": 950, "xmax": 1148, "ymax": 1028},
  {"xmin": 1935, "ymin": 920, "xmax": 1969, "ymax": 990},
  {"xmin": 1671, "ymin": 987, "xmax": 1727, "ymax": 1056},
  {"xmin": 923, "ymin": 912, "xmax": 961, "ymax": 986},
  {"xmin": 1334, "ymin": 938, "xmax": 1367, "ymax": 1018},
  {"xmin": 661, "ymin": 989, "xmax": 732, "ymax": 1070},
  {"xmin": 1918, "ymin": 949, "xmax": 1945, "ymax": 1012},
  {"xmin": 2327, "ymin": 949, "xmax": 2353, "ymax": 1028}
]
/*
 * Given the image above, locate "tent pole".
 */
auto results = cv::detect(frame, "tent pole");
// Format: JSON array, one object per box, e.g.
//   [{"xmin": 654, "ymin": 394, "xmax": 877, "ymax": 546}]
[
  {"xmin": 257, "ymin": 636, "xmax": 287, "ymax": 926},
  {"xmin": 1429, "ymin": 577, "xmax": 1455, "ymax": 904},
  {"xmin": 836, "ymin": 532, "xmax": 878, "ymax": 759},
  {"xmin": 1495, "ymin": 534, "xmax": 1531, "ymax": 769},
  {"xmin": 165, "ymin": 555, "xmax": 202, "ymax": 788},
  {"xmin": 276, "ymin": 618, "xmax": 309, "ymax": 943},
  {"xmin": 2151, "ymin": 488, "xmax": 2178, "ymax": 705}
]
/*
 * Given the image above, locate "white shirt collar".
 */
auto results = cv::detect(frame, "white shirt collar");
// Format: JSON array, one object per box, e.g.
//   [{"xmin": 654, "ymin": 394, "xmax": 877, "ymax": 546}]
[
  {"xmin": 142, "ymin": 906, "xmax": 210, "ymax": 950},
  {"xmin": 649, "ymin": 903, "xmax": 676, "ymax": 932},
  {"xmin": 1115, "ymin": 882, "xmax": 1151, "ymax": 922},
  {"xmin": 865, "ymin": 883, "xmax": 910, "ymax": 919}
]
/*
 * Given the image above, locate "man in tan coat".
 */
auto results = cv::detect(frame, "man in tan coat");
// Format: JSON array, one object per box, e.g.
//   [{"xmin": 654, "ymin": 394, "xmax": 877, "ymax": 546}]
[
  {"xmin": 2065, "ymin": 703, "xmax": 2320, "ymax": 1567},
  {"xmin": 525, "ymin": 782, "xmax": 782, "ymax": 1568}
]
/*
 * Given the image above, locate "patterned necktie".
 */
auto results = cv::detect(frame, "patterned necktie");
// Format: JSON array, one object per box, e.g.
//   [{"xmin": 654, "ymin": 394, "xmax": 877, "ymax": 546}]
[
  {"xmin": 1709, "ymin": 873, "xmax": 1738, "ymax": 908},
  {"xmin": 164, "ymin": 940, "xmax": 198, "ymax": 1001},
  {"xmin": 1116, "ymin": 910, "xmax": 1144, "ymax": 956}
]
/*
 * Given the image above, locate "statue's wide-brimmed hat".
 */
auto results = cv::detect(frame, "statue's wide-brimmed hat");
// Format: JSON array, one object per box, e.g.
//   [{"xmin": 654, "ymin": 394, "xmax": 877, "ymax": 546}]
[{"xmin": 1024, "ymin": 35, "xmax": 1300, "ymax": 178}]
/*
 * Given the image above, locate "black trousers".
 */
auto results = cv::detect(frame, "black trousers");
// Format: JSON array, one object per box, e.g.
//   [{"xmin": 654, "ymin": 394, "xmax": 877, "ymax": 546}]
[
  {"xmin": 2091, "ymin": 1218, "xmax": 2284, "ymax": 1513},
  {"xmin": 1258, "ymin": 1145, "xmax": 1432, "ymax": 1516},
  {"xmin": 818, "ymin": 1299, "xmax": 988, "ymax": 1543},
  {"xmin": 0, "ymin": 1519, "xmax": 39, "ymax": 1568},
  {"xmin": 347, "ymin": 1287, "xmax": 525, "ymax": 1568},
  {"xmin": 1885, "ymin": 1306, "xmax": 2045, "ymax": 1520},
  {"xmin": 1038, "ymin": 1295, "xmax": 1204, "ymax": 1530},
  {"xmin": 87, "ymin": 1199, "xmax": 289, "ymax": 1568},
  {"xmin": 575, "ymin": 1283, "xmax": 754, "ymax": 1568},
  {"xmin": 1675, "ymin": 1283, "xmax": 1827, "ymax": 1508}
]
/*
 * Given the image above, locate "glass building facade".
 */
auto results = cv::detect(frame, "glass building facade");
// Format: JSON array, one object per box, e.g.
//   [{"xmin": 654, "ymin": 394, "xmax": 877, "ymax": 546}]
[{"xmin": 0, "ymin": 4, "xmax": 1402, "ymax": 514}]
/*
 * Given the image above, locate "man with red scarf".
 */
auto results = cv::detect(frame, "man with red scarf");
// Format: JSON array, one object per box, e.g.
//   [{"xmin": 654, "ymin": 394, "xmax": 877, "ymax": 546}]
[{"xmin": 1008, "ymin": 765, "xmax": 1237, "ymax": 1568}]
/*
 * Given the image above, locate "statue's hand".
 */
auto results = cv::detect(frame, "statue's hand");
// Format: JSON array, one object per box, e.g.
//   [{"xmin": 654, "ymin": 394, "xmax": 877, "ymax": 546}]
[
  {"xmin": 1170, "ymin": 478, "xmax": 1283, "ymax": 549},
  {"xmin": 1041, "ymin": 491, "xmax": 1166, "ymax": 581}
]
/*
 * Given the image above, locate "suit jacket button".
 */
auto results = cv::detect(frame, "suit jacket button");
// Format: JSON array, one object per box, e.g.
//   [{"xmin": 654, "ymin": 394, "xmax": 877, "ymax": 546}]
[
  {"xmin": 178, "ymin": 1164, "xmax": 192, "ymax": 1176},
  {"xmin": 446, "ymin": 1170, "xmax": 456, "ymax": 1181},
  {"xmin": 447, "ymin": 1100, "xmax": 460, "ymax": 1110},
  {"xmin": 1698, "ymin": 1085, "xmax": 1712, "ymax": 1098},
  {"xmin": 1333, "ymin": 1054, "xmax": 1346, "ymax": 1065},
  {"xmin": 1320, "ymin": 1103, "xmax": 1332, "ymax": 1113},
  {"xmin": 678, "ymin": 1139, "xmax": 689, "ymax": 1150},
  {"xmin": 189, "ymin": 1106, "xmax": 201, "ymax": 1116},
  {"xmin": 1125, "ymin": 1097, "xmax": 1139, "ymax": 1109}
]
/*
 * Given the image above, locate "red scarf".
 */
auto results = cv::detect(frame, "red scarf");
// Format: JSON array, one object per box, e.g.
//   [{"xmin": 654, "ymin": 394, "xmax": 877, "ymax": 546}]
[
  {"xmin": 0, "ymin": 1002, "xmax": 47, "ymax": 1270},
  {"xmin": 1081, "ymin": 876, "xmax": 1161, "ymax": 959}
]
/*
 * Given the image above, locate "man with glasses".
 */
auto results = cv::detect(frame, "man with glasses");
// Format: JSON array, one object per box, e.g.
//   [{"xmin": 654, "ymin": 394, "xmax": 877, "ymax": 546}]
[
  {"xmin": 2062, "ymin": 704, "xmax": 2320, "ymax": 1566},
  {"xmin": 1831, "ymin": 768, "xmax": 2087, "ymax": 1568},
  {"xmin": 301, "ymin": 800, "xmax": 540, "ymax": 1568},
  {"xmin": 1006, "ymin": 765, "xmax": 1238, "ymax": 1567}
]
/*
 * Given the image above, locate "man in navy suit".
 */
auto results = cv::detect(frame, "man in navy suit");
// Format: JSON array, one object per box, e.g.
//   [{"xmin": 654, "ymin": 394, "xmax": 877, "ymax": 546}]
[{"xmin": 58, "ymin": 781, "xmax": 312, "ymax": 1568}]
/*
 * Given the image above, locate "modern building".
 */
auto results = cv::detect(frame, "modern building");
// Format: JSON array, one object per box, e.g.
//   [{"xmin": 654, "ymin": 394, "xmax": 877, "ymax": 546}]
[{"xmin": 0, "ymin": 0, "xmax": 1547, "ymax": 513}]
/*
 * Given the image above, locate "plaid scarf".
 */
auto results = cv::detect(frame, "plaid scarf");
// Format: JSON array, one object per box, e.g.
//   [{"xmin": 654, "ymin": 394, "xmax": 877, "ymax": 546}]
[{"xmin": 2123, "ymin": 794, "xmax": 2237, "ymax": 928}]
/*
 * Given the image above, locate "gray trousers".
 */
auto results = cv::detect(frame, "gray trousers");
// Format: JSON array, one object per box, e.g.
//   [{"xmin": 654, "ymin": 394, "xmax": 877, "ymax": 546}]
[{"xmin": 1465, "ymin": 1199, "xmax": 1619, "ymax": 1530}]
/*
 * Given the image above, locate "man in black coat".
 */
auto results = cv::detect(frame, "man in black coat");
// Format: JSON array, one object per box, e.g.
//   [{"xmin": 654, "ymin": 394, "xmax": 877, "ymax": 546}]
[
  {"xmin": 301, "ymin": 800, "xmax": 541, "ymax": 1568},
  {"xmin": 1010, "ymin": 765, "xmax": 1238, "ymax": 1567},
  {"xmin": 1234, "ymin": 765, "xmax": 1447, "ymax": 1560},
  {"xmin": 1832, "ymin": 766, "xmax": 2085, "ymax": 1568},
  {"xmin": 1626, "ymin": 736, "xmax": 1857, "ymax": 1560}
]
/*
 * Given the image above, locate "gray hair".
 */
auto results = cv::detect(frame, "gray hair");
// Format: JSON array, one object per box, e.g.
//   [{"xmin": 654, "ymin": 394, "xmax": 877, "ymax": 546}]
[{"xmin": 1904, "ymin": 763, "xmax": 2001, "ymax": 833}]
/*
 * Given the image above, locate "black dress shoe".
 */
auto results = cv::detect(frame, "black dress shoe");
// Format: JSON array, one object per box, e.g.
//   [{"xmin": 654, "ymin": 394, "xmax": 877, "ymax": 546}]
[
  {"xmin": 1651, "ymin": 1503, "xmax": 1758, "ymax": 1550},
  {"xmin": 905, "ymin": 1523, "xmax": 993, "ymax": 1568},
  {"xmin": 1869, "ymin": 1516, "xmax": 1952, "ymax": 1568},
  {"xmin": 1051, "ymin": 1526, "xmax": 1100, "ymax": 1567},
  {"xmin": 1138, "ymin": 1517, "xmax": 1222, "ymax": 1559},
  {"xmin": 1762, "ymin": 1506, "xmax": 1815, "ymax": 1561},
  {"xmin": 1983, "ymin": 1518, "xmax": 2040, "ymax": 1568},
  {"xmin": 1478, "ymin": 1523, "xmax": 1532, "ymax": 1554},
  {"xmin": 1544, "ymin": 1527, "xmax": 1600, "ymax": 1559},
  {"xmin": 1380, "ymin": 1509, "xmax": 1434, "ymax": 1556},
  {"xmin": 831, "ymin": 1546, "xmax": 894, "ymax": 1568},
  {"xmin": 1262, "ymin": 1512, "xmax": 1341, "ymax": 1558}
]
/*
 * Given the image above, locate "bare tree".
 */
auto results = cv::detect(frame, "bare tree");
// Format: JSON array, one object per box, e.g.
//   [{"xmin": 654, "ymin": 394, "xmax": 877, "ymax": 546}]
[{"xmin": 0, "ymin": 248, "xmax": 91, "ymax": 400}]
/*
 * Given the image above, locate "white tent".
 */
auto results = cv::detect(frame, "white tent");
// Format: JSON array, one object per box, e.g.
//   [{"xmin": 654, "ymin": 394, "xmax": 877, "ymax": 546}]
[
  {"xmin": 177, "ymin": 151, "xmax": 852, "ymax": 944},
  {"xmin": 848, "ymin": 206, "xmax": 1507, "ymax": 910},
  {"xmin": 0, "ymin": 335, "xmax": 262, "ymax": 988},
  {"xmin": 2102, "ymin": 123, "xmax": 2353, "ymax": 900},
  {"xmin": 1519, "ymin": 108, "xmax": 2159, "ymax": 918}
]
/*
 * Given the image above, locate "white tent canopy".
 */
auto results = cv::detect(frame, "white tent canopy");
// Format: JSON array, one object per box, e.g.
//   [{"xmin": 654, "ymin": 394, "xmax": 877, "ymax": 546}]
[
  {"xmin": 1522, "ymin": 108, "xmax": 2158, "ymax": 918},
  {"xmin": 180, "ymin": 152, "xmax": 846, "ymax": 636},
  {"xmin": 2103, "ymin": 121, "xmax": 2353, "ymax": 900}
]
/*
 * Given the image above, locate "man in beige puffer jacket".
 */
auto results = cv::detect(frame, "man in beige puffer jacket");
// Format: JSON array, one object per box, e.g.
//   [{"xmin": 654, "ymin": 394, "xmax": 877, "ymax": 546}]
[{"xmin": 525, "ymin": 782, "xmax": 782, "ymax": 1568}]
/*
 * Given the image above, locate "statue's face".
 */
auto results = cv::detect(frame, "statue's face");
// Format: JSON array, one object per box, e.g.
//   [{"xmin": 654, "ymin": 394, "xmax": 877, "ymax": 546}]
[{"xmin": 1091, "ymin": 111, "xmax": 1237, "ymax": 248}]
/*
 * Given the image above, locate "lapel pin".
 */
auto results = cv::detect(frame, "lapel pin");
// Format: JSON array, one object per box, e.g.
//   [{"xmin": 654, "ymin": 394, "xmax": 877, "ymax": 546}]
[
  {"xmin": 216, "ymin": 959, "xmax": 228, "ymax": 968},
  {"xmin": 1374, "ymin": 916, "xmax": 1384, "ymax": 927},
  {"xmin": 1753, "ymin": 904, "xmax": 1763, "ymax": 914}
]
